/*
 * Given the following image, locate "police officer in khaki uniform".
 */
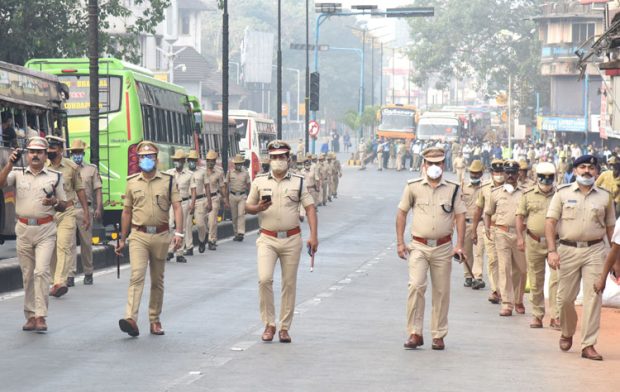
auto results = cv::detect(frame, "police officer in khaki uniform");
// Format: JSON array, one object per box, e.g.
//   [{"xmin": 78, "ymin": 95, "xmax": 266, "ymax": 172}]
[
  {"xmin": 187, "ymin": 150, "xmax": 212, "ymax": 253},
  {"xmin": 319, "ymin": 154, "xmax": 330, "ymax": 205},
  {"xmin": 165, "ymin": 150, "xmax": 196, "ymax": 263},
  {"xmin": 485, "ymin": 160, "xmax": 527, "ymax": 317},
  {"xmin": 396, "ymin": 147, "xmax": 466, "ymax": 351},
  {"xmin": 228, "ymin": 154, "xmax": 251, "ymax": 241},
  {"xmin": 68, "ymin": 139, "xmax": 102, "ymax": 286},
  {"xmin": 246, "ymin": 140, "xmax": 318, "ymax": 343},
  {"xmin": 305, "ymin": 154, "xmax": 321, "ymax": 205},
  {"xmin": 519, "ymin": 159, "xmax": 536, "ymax": 190},
  {"xmin": 462, "ymin": 160, "xmax": 485, "ymax": 289},
  {"xmin": 453, "ymin": 153, "xmax": 466, "ymax": 181},
  {"xmin": 205, "ymin": 150, "xmax": 229, "ymax": 250},
  {"xmin": 472, "ymin": 159, "xmax": 505, "ymax": 304},
  {"xmin": 545, "ymin": 154, "xmax": 615, "ymax": 361},
  {"xmin": 515, "ymin": 162, "xmax": 560, "ymax": 329},
  {"xmin": 116, "ymin": 141, "xmax": 183, "ymax": 337},
  {"xmin": 0, "ymin": 137, "xmax": 68, "ymax": 332},
  {"xmin": 46, "ymin": 135, "xmax": 89, "ymax": 297},
  {"xmin": 329, "ymin": 152, "xmax": 342, "ymax": 198}
]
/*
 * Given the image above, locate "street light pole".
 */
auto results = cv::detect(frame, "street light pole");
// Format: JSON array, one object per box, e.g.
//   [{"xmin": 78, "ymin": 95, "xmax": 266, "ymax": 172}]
[
  {"xmin": 88, "ymin": 0, "xmax": 99, "ymax": 169},
  {"xmin": 277, "ymin": 0, "xmax": 283, "ymax": 139},
  {"xmin": 222, "ymin": 0, "xmax": 230, "ymax": 173}
]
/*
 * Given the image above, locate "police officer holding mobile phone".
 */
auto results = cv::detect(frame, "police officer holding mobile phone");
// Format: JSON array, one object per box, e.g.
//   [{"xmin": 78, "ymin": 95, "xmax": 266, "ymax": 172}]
[
  {"xmin": 246, "ymin": 140, "xmax": 318, "ymax": 344},
  {"xmin": 0, "ymin": 137, "xmax": 67, "ymax": 333}
]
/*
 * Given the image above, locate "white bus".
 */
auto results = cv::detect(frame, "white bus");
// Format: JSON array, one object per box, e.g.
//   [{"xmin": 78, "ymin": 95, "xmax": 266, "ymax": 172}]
[
  {"xmin": 417, "ymin": 112, "xmax": 462, "ymax": 142},
  {"xmin": 227, "ymin": 110, "xmax": 277, "ymax": 179}
]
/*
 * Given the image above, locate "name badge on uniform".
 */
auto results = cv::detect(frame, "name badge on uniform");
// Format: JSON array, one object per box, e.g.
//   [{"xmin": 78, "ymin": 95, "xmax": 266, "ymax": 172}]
[{"xmin": 567, "ymin": 200, "xmax": 577, "ymax": 204}]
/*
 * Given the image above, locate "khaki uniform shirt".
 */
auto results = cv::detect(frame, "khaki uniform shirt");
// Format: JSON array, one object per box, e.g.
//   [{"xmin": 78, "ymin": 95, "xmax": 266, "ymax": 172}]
[
  {"xmin": 461, "ymin": 182, "xmax": 482, "ymax": 220},
  {"xmin": 333, "ymin": 160, "xmax": 342, "ymax": 177},
  {"xmin": 7, "ymin": 166, "xmax": 67, "ymax": 218},
  {"xmin": 227, "ymin": 168, "xmax": 250, "ymax": 193},
  {"xmin": 206, "ymin": 167, "xmax": 226, "ymax": 195},
  {"xmin": 454, "ymin": 157, "xmax": 466, "ymax": 170},
  {"xmin": 595, "ymin": 170, "xmax": 620, "ymax": 204},
  {"xmin": 191, "ymin": 168, "xmax": 208, "ymax": 196},
  {"xmin": 485, "ymin": 185, "xmax": 525, "ymax": 228},
  {"xmin": 47, "ymin": 157, "xmax": 83, "ymax": 203},
  {"xmin": 247, "ymin": 171, "xmax": 314, "ymax": 231},
  {"xmin": 397, "ymin": 177, "xmax": 466, "ymax": 239},
  {"xmin": 165, "ymin": 168, "xmax": 195, "ymax": 200},
  {"xmin": 302, "ymin": 167, "xmax": 318, "ymax": 191},
  {"xmin": 77, "ymin": 163, "xmax": 102, "ymax": 207},
  {"xmin": 310, "ymin": 163, "xmax": 321, "ymax": 183},
  {"xmin": 516, "ymin": 185, "xmax": 555, "ymax": 237},
  {"xmin": 124, "ymin": 171, "xmax": 181, "ymax": 227},
  {"xmin": 476, "ymin": 181, "xmax": 497, "ymax": 222},
  {"xmin": 546, "ymin": 183, "xmax": 615, "ymax": 242},
  {"xmin": 319, "ymin": 161, "xmax": 330, "ymax": 181}
]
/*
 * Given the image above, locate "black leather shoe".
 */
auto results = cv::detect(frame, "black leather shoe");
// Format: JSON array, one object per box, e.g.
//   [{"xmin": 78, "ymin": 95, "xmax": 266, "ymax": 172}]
[
  {"xmin": 464, "ymin": 278, "xmax": 473, "ymax": 287},
  {"xmin": 66, "ymin": 277, "xmax": 75, "ymax": 287},
  {"xmin": 83, "ymin": 274, "xmax": 93, "ymax": 285},
  {"xmin": 232, "ymin": 235, "xmax": 240, "ymax": 242},
  {"xmin": 198, "ymin": 241, "xmax": 206, "ymax": 253},
  {"xmin": 183, "ymin": 248, "xmax": 193, "ymax": 256},
  {"xmin": 166, "ymin": 252, "xmax": 174, "ymax": 261},
  {"xmin": 176, "ymin": 255, "xmax": 187, "ymax": 263},
  {"xmin": 237, "ymin": 234, "xmax": 244, "ymax": 242},
  {"xmin": 208, "ymin": 241, "xmax": 217, "ymax": 250},
  {"xmin": 472, "ymin": 279, "xmax": 485, "ymax": 290}
]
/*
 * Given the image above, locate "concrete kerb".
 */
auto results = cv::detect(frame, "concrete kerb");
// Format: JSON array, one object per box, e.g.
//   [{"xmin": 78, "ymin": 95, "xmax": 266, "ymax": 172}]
[{"xmin": 0, "ymin": 216, "xmax": 259, "ymax": 294}]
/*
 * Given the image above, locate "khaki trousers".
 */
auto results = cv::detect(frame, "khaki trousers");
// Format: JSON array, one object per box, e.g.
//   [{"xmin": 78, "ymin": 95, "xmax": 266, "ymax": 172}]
[
  {"xmin": 331, "ymin": 176, "xmax": 339, "ymax": 196},
  {"xmin": 207, "ymin": 195, "xmax": 221, "ymax": 242},
  {"xmin": 495, "ymin": 230, "xmax": 527, "ymax": 311},
  {"xmin": 124, "ymin": 230, "xmax": 170, "ymax": 323},
  {"xmin": 525, "ymin": 235, "xmax": 559, "ymax": 319},
  {"xmin": 406, "ymin": 241, "xmax": 453, "ymax": 339},
  {"xmin": 557, "ymin": 242, "xmax": 604, "ymax": 349},
  {"xmin": 309, "ymin": 187, "xmax": 320, "ymax": 206},
  {"xmin": 16, "ymin": 221, "xmax": 56, "ymax": 319},
  {"xmin": 168, "ymin": 200, "xmax": 189, "ymax": 255},
  {"xmin": 184, "ymin": 201, "xmax": 194, "ymax": 250},
  {"xmin": 256, "ymin": 233, "xmax": 302, "ymax": 330},
  {"xmin": 194, "ymin": 196, "xmax": 208, "ymax": 243},
  {"xmin": 229, "ymin": 193, "xmax": 247, "ymax": 235},
  {"xmin": 321, "ymin": 178, "xmax": 329, "ymax": 204},
  {"xmin": 484, "ymin": 227, "xmax": 500, "ymax": 293},
  {"xmin": 70, "ymin": 207, "xmax": 94, "ymax": 277},
  {"xmin": 50, "ymin": 207, "xmax": 77, "ymax": 285},
  {"xmin": 463, "ymin": 223, "xmax": 484, "ymax": 279},
  {"xmin": 456, "ymin": 169, "xmax": 464, "ymax": 183}
]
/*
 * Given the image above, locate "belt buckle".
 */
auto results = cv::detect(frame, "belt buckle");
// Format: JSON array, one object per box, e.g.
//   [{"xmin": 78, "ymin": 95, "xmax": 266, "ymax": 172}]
[
  {"xmin": 539, "ymin": 237, "xmax": 547, "ymax": 246},
  {"xmin": 28, "ymin": 218, "xmax": 37, "ymax": 225},
  {"xmin": 277, "ymin": 231, "xmax": 288, "ymax": 239},
  {"xmin": 145, "ymin": 226, "xmax": 157, "ymax": 234},
  {"xmin": 427, "ymin": 239, "xmax": 438, "ymax": 247},
  {"xmin": 576, "ymin": 241, "xmax": 588, "ymax": 248}
]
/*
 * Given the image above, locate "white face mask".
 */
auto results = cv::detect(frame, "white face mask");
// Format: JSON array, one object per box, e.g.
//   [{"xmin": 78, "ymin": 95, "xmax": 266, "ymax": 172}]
[
  {"xmin": 503, "ymin": 183, "xmax": 515, "ymax": 194},
  {"xmin": 270, "ymin": 160, "xmax": 288, "ymax": 174},
  {"xmin": 492, "ymin": 174, "xmax": 505, "ymax": 184},
  {"xmin": 426, "ymin": 164, "xmax": 443, "ymax": 180},
  {"xmin": 576, "ymin": 175, "xmax": 594, "ymax": 186}
]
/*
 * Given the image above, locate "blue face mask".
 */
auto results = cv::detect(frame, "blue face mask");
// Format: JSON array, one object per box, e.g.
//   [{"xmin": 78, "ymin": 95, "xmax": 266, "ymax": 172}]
[
  {"xmin": 71, "ymin": 153, "xmax": 84, "ymax": 165},
  {"xmin": 139, "ymin": 156, "xmax": 156, "ymax": 172}
]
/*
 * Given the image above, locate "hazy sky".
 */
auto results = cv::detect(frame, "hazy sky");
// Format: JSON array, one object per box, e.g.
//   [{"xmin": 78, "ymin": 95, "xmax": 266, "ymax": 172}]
[{"xmin": 340, "ymin": 0, "xmax": 414, "ymax": 8}]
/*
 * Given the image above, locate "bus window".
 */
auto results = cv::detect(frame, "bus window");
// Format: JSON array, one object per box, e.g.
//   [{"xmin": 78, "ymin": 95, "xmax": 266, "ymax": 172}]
[{"xmin": 60, "ymin": 75, "xmax": 122, "ymax": 116}]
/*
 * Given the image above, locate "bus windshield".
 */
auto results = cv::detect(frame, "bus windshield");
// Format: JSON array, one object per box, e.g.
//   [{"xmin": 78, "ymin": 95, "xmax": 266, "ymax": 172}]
[
  {"xmin": 417, "ymin": 119, "xmax": 459, "ymax": 140},
  {"xmin": 379, "ymin": 109, "xmax": 415, "ymax": 131},
  {"xmin": 59, "ymin": 75, "xmax": 122, "ymax": 116},
  {"xmin": 258, "ymin": 132, "xmax": 276, "ymax": 154}
]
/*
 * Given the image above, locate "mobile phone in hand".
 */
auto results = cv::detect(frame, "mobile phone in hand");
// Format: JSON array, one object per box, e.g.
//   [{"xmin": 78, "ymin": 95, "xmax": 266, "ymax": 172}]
[
  {"xmin": 261, "ymin": 195, "xmax": 271, "ymax": 203},
  {"xmin": 307, "ymin": 244, "xmax": 313, "ymax": 256}
]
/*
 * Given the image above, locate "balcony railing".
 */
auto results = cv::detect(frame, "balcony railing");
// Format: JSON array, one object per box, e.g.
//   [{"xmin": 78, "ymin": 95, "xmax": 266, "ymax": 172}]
[{"xmin": 541, "ymin": 44, "xmax": 579, "ymax": 59}]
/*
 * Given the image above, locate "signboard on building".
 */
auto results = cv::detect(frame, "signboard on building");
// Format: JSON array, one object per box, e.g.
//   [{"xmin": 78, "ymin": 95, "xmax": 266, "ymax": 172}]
[
  {"xmin": 240, "ymin": 28, "xmax": 274, "ymax": 84},
  {"xmin": 513, "ymin": 119, "xmax": 526, "ymax": 140},
  {"xmin": 541, "ymin": 117, "xmax": 587, "ymax": 133}
]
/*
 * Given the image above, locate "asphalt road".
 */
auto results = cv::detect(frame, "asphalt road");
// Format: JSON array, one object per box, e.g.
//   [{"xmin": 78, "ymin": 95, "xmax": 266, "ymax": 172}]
[{"xmin": 0, "ymin": 161, "xmax": 615, "ymax": 392}]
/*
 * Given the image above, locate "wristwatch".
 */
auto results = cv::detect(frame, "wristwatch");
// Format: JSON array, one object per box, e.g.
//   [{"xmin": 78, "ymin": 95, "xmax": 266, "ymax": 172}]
[{"xmin": 174, "ymin": 232, "xmax": 184, "ymax": 238}]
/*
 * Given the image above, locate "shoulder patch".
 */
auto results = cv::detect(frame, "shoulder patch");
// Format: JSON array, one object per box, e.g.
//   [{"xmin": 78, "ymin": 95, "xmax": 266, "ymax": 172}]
[
  {"xmin": 491, "ymin": 185, "xmax": 503, "ymax": 192},
  {"xmin": 161, "ymin": 171, "xmax": 173, "ymax": 177},
  {"xmin": 291, "ymin": 173, "xmax": 304, "ymax": 179},
  {"xmin": 523, "ymin": 187, "xmax": 535, "ymax": 194},
  {"xmin": 445, "ymin": 179, "xmax": 459, "ymax": 186},
  {"xmin": 256, "ymin": 173, "xmax": 268, "ymax": 178},
  {"xmin": 48, "ymin": 168, "xmax": 62, "ymax": 175},
  {"xmin": 127, "ymin": 173, "xmax": 140, "ymax": 180},
  {"xmin": 87, "ymin": 163, "xmax": 98, "ymax": 169},
  {"xmin": 407, "ymin": 178, "xmax": 423, "ymax": 184}
]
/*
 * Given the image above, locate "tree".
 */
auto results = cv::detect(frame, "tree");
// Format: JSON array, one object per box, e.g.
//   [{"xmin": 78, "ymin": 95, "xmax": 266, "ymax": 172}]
[
  {"xmin": 406, "ymin": 0, "xmax": 548, "ymax": 111},
  {"xmin": 0, "ymin": 0, "xmax": 170, "ymax": 65}
]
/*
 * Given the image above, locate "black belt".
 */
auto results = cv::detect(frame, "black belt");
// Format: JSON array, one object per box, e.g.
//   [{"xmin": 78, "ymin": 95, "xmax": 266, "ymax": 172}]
[
  {"xmin": 196, "ymin": 194, "xmax": 206, "ymax": 200},
  {"xmin": 230, "ymin": 191, "xmax": 246, "ymax": 196},
  {"xmin": 559, "ymin": 239, "xmax": 603, "ymax": 248},
  {"xmin": 465, "ymin": 218, "xmax": 472, "ymax": 224},
  {"xmin": 182, "ymin": 196, "xmax": 190, "ymax": 202},
  {"xmin": 210, "ymin": 192, "xmax": 219, "ymax": 197}
]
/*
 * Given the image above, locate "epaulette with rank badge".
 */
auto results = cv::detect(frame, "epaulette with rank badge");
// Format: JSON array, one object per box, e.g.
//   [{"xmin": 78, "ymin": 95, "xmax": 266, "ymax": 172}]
[
  {"xmin": 522, "ymin": 187, "xmax": 535, "ymax": 195},
  {"xmin": 255, "ymin": 173, "xmax": 268, "ymax": 178},
  {"xmin": 407, "ymin": 178, "xmax": 423, "ymax": 184}
]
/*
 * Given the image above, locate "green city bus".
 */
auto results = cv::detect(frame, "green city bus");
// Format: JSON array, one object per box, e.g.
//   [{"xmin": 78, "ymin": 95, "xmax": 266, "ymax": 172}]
[{"xmin": 25, "ymin": 57, "xmax": 198, "ymax": 225}]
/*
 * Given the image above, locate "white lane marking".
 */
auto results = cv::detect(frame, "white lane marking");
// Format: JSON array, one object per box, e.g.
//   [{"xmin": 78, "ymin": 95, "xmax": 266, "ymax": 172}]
[
  {"xmin": 329, "ymin": 285, "xmax": 344, "ymax": 291},
  {"xmin": 230, "ymin": 340, "xmax": 257, "ymax": 351},
  {"xmin": 317, "ymin": 292, "xmax": 333, "ymax": 298},
  {"xmin": 338, "ymin": 278, "xmax": 351, "ymax": 284},
  {"xmin": 352, "ymin": 196, "xmax": 362, "ymax": 199}
]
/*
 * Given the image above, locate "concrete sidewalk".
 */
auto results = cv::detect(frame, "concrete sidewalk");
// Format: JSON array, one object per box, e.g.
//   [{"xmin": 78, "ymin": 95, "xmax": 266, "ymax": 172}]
[{"xmin": 0, "ymin": 217, "xmax": 258, "ymax": 294}]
